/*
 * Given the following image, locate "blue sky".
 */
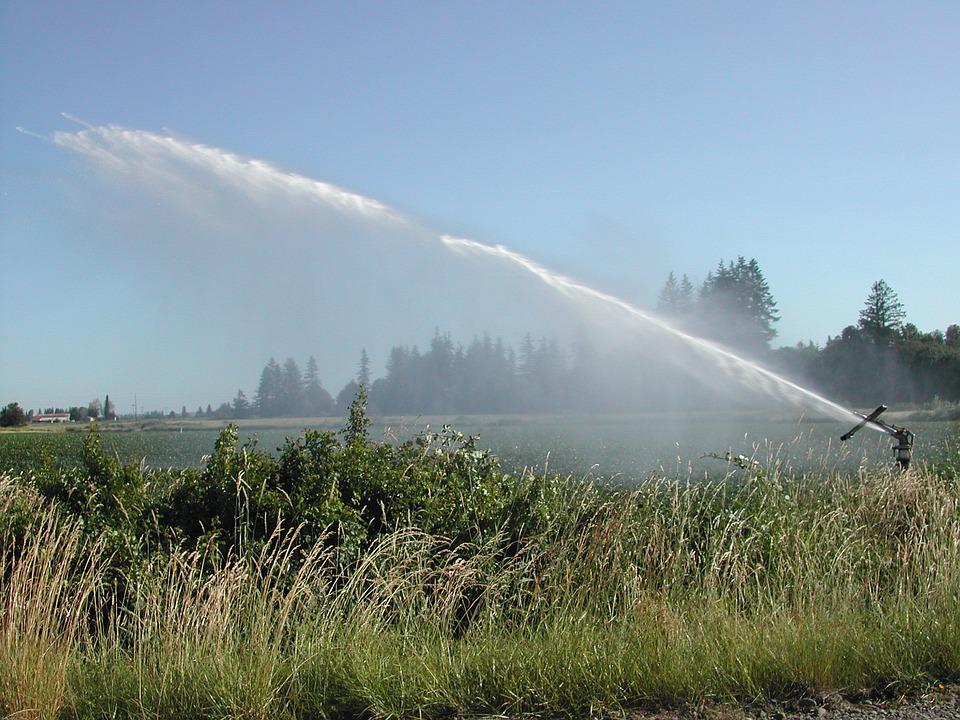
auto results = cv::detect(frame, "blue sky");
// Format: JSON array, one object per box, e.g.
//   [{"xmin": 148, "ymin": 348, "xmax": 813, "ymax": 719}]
[{"xmin": 2, "ymin": 1, "xmax": 958, "ymax": 413}]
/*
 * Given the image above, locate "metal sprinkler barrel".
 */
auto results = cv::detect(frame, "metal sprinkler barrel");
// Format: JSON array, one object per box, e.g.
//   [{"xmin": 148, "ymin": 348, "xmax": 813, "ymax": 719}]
[{"xmin": 840, "ymin": 404, "xmax": 915, "ymax": 470}]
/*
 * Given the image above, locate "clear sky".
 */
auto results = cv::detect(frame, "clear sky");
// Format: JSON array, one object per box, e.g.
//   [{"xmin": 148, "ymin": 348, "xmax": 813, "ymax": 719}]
[{"xmin": 2, "ymin": 1, "xmax": 958, "ymax": 413}]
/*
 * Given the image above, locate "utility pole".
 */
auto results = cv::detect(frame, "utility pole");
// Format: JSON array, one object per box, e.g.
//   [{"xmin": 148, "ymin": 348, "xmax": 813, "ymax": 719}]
[{"xmin": 131, "ymin": 393, "xmax": 138, "ymax": 422}]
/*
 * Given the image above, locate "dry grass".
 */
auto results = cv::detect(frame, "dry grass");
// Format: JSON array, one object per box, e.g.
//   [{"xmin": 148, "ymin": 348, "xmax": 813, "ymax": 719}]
[{"xmin": 1, "ymin": 457, "xmax": 958, "ymax": 718}]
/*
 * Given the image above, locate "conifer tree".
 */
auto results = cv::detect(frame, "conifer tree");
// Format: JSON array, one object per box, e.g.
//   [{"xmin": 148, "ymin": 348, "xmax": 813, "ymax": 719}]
[
  {"xmin": 280, "ymin": 358, "xmax": 304, "ymax": 416},
  {"xmin": 358, "ymin": 349, "xmax": 371, "ymax": 387},
  {"xmin": 656, "ymin": 272, "xmax": 680, "ymax": 314},
  {"xmin": 678, "ymin": 274, "xmax": 695, "ymax": 315},
  {"xmin": 697, "ymin": 257, "xmax": 779, "ymax": 353},
  {"xmin": 232, "ymin": 390, "xmax": 250, "ymax": 419},
  {"xmin": 254, "ymin": 358, "xmax": 282, "ymax": 417},
  {"xmin": 858, "ymin": 279, "xmax": 905, "ymax": 344}
]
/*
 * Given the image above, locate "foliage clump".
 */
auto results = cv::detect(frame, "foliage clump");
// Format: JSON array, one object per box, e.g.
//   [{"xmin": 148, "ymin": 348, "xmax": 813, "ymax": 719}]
[
  {"xmin": 1, "ymin": 395, "xmax": 959, "ymax": 718},
  {"xmin": 0, "ymin": 402, "xmax": 27, "ymax": 428},
  {"xmin": 16, "ymin": 390, "xmax": 550, "ymax": 576}
]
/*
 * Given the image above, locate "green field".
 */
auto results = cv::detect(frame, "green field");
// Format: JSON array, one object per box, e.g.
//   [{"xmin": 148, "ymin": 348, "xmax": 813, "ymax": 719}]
[
  {"xmin": 1, "ymin": 407, "xmax": 958, "ymax": 718},
  {"xmin": 1, "ymin": 413, "xmax": 957, "ymax": 480}
]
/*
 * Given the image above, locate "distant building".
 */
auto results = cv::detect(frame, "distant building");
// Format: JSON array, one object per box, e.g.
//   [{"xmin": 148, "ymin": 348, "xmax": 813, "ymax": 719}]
[{"xmin": 32, "ymin": 412, "xmax": 70, "ymax": 423}]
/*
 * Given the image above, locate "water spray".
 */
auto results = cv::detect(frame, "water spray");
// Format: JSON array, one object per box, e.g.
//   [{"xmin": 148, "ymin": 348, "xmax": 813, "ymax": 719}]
[
  {"xmin": 39, "ymin": 120, "xmax": 880, "ymax": 436},
  {"xmin": 840, "ymin": 405, "xmax": 914, "ymax": 469}
]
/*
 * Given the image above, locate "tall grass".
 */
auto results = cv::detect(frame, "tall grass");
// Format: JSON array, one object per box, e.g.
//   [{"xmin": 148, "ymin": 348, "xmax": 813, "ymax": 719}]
[{"xmin": 2, "ymin": 455, "xmax": 959, "ymax": 718}]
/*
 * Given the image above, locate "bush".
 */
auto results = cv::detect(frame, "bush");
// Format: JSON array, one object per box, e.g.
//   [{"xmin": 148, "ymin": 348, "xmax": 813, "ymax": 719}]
[
  {"xmin": 0, "ymin": 402, "xmax": 27, "ymax": 427},
  {"xmin": 16, "ymin": 390, "xmax": 541, "ymax": 573}
]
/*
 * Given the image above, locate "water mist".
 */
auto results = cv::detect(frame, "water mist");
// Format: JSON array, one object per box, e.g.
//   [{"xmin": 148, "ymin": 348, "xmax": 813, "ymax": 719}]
[{"xmin": 42, "ymin": 120, "xmax": 869, "ymax": 427}]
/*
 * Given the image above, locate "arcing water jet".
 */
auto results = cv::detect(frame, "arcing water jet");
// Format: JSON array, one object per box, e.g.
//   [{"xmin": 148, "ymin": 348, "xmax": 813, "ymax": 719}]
[{"xmin": 45, "ymin": 121, "xmax": 871, "ymax": 428}]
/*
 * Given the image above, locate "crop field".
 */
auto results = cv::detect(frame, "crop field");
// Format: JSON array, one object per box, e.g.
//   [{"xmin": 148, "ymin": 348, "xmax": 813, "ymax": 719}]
[
  {"xmin": 1, "ymin": 414, "xmax": 957, "ymax": 480},
  {"xmin": 2, "ymin": 409, "xmax": 959, "ymax": 718}
]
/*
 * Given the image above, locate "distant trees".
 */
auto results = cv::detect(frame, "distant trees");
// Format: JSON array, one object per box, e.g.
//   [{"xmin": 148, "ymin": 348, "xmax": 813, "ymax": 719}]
[
  {"xmin": 656, "ymin": 258, "xmax": 778, "ymax": 354},
  {"xmin": 304, "ymin": 356, "xmax": 335, "ymax": 416},
  {"xmin": 248, "ymin": 357, "xmax": 337, "ymax": 418},
  {"xmin": 656, "ymin": 272, "xmax": 695, "ymax": 318},
  {"xmin": 168, "ymin": 272, "xmax": 956, "ymax": 420},
  {"xmin": 696, "ymin": 258, "xmax": 780, "ymax": 353},
  {"xmin": 364, "ymin": 330, "xmax": 568, "ymax": 415},
  {"xmin": 231, "ymin": 390, "xmax": 250, "ymax": 419},
  {"xmin": 0, "ymin": 402, "xmax": 27, "ymax": 427},
  {"xmin": 254, "ymin": 358, "xmax": 282, "ymax": 417},
  {"xmin": 358, "ymin": 349, "xmax": 371, "ymax": 387},
  {"xmin": 336, "ymin": 380, "xmax": 360, "ymax": 413},
  {"xmin": 87, "ymin": 399, "xmax": 101, "ymax": 420},
  {"xmin": 245, "ymin": 355, "xmax": 339, "ymax": 418},
  {"xmin": 69, "ymin": 406, "xmax": 89, "ymax": 422},
  {"xmin": 858, "ymin": 279, "xmax": 906, "ymax": 344},
  {"xmin": 947, "ymin": 324, "xmax": 960, "ymax": 348},
  {"xmin": 773, "ymin": 279, "xmax": 960, "ymax": 404}
]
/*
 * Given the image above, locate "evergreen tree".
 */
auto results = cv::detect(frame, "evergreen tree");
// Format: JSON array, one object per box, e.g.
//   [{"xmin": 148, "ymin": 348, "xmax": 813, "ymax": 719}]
[
  {"xmin": 303, "ymin": 355, "xmax": 335, "ymax": 416},
  {"xmin": 697, "ymin": 257, "xmax": 779, "ymax": 353},
  {"xmin": 677, "ymin": 274, "xmax": 695, "ymax": 315},
  {"xmin": 358, "ymin": 349, "xmax": 371, "ymax": 387},
  {"xmin": 518, "ymin": 333, "xmax": 536, "ymax": 378},
  {"xmin": 254, "ymin": 357, "xmax": 282, "ymax": 417},
  {"xmin": 231, "ymin": 390, "xmax": 250, "ymax": 419},
  {"xmin": 656, "ymin": 272, "xmax": 680, "ymax": 314},
  {"xmin": 741, "ymin": 258, "xmax": 780, "ymax": 345},
  {"xmin": 280, "ymin": 357, "xmax": 304, "ymax": 416},
  {"xmin": 427, "ymin": 330, "xmax": 455, "ymax": 412},
  {"xmin": 858, "ymin": 279, "xmax": 906, "ymax": 344}
]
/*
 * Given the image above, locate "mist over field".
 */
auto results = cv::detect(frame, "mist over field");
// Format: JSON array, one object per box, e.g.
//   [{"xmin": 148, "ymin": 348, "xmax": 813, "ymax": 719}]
[
  {"xmin": 12, "ymin": 124, "xmax": 760, "ymax": 418},
  {"xmin": 33, "ymin": 124, "xmax": 606, "ymax": 408}
]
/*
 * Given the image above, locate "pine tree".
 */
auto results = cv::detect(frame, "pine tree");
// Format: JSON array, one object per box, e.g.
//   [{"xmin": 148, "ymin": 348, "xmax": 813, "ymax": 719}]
[
  {"xmin": 254, "ymin": 358, "xmax": 282, "ymax": 417},
  {"xmin": 358, "ymin": 349, "xmax": 371, "ymax": 387},
  {"xmin": 858, "ymin": 280, "xmax": 906, "ymax": 344},
  {"xmin": 678, "ymin": 274, "xmax": 695, "ymax": 315},
  {"xmin": 232, "ymin": 390, "xmax": 250, "ymax": 419},
  {"xmin": 280, "ymin": 358, "xmax": 304, "ymax": 416},
  {"xmin": 656, "ymin": 272, "xmax": 680, "ymax": 314},
  {"xmin": 697, "ymin": 257, "xmax": 779, "ymax": 353}
]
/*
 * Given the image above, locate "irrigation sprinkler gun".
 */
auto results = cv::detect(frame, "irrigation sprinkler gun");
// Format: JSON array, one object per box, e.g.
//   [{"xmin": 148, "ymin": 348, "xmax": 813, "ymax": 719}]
[{"xmin": 840, "ymin": 404, "xmax": 915, "ymax": 470}]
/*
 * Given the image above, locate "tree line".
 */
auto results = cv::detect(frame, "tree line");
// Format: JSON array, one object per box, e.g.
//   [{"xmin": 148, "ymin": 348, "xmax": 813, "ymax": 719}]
[
  {"xmin": 4, "ymin": 259, "xmax": 956, "ymax": 423},
  {"xmin": 773, "ymin": 280, "xmax": 960, "ymax": 405},
  {"xmin": 200, "ymin": 260, "xmax": 960, "ymax": 418},
  {"xmin": 2, "ymin": 395, "xmax": 117, "ymax": 427}
]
